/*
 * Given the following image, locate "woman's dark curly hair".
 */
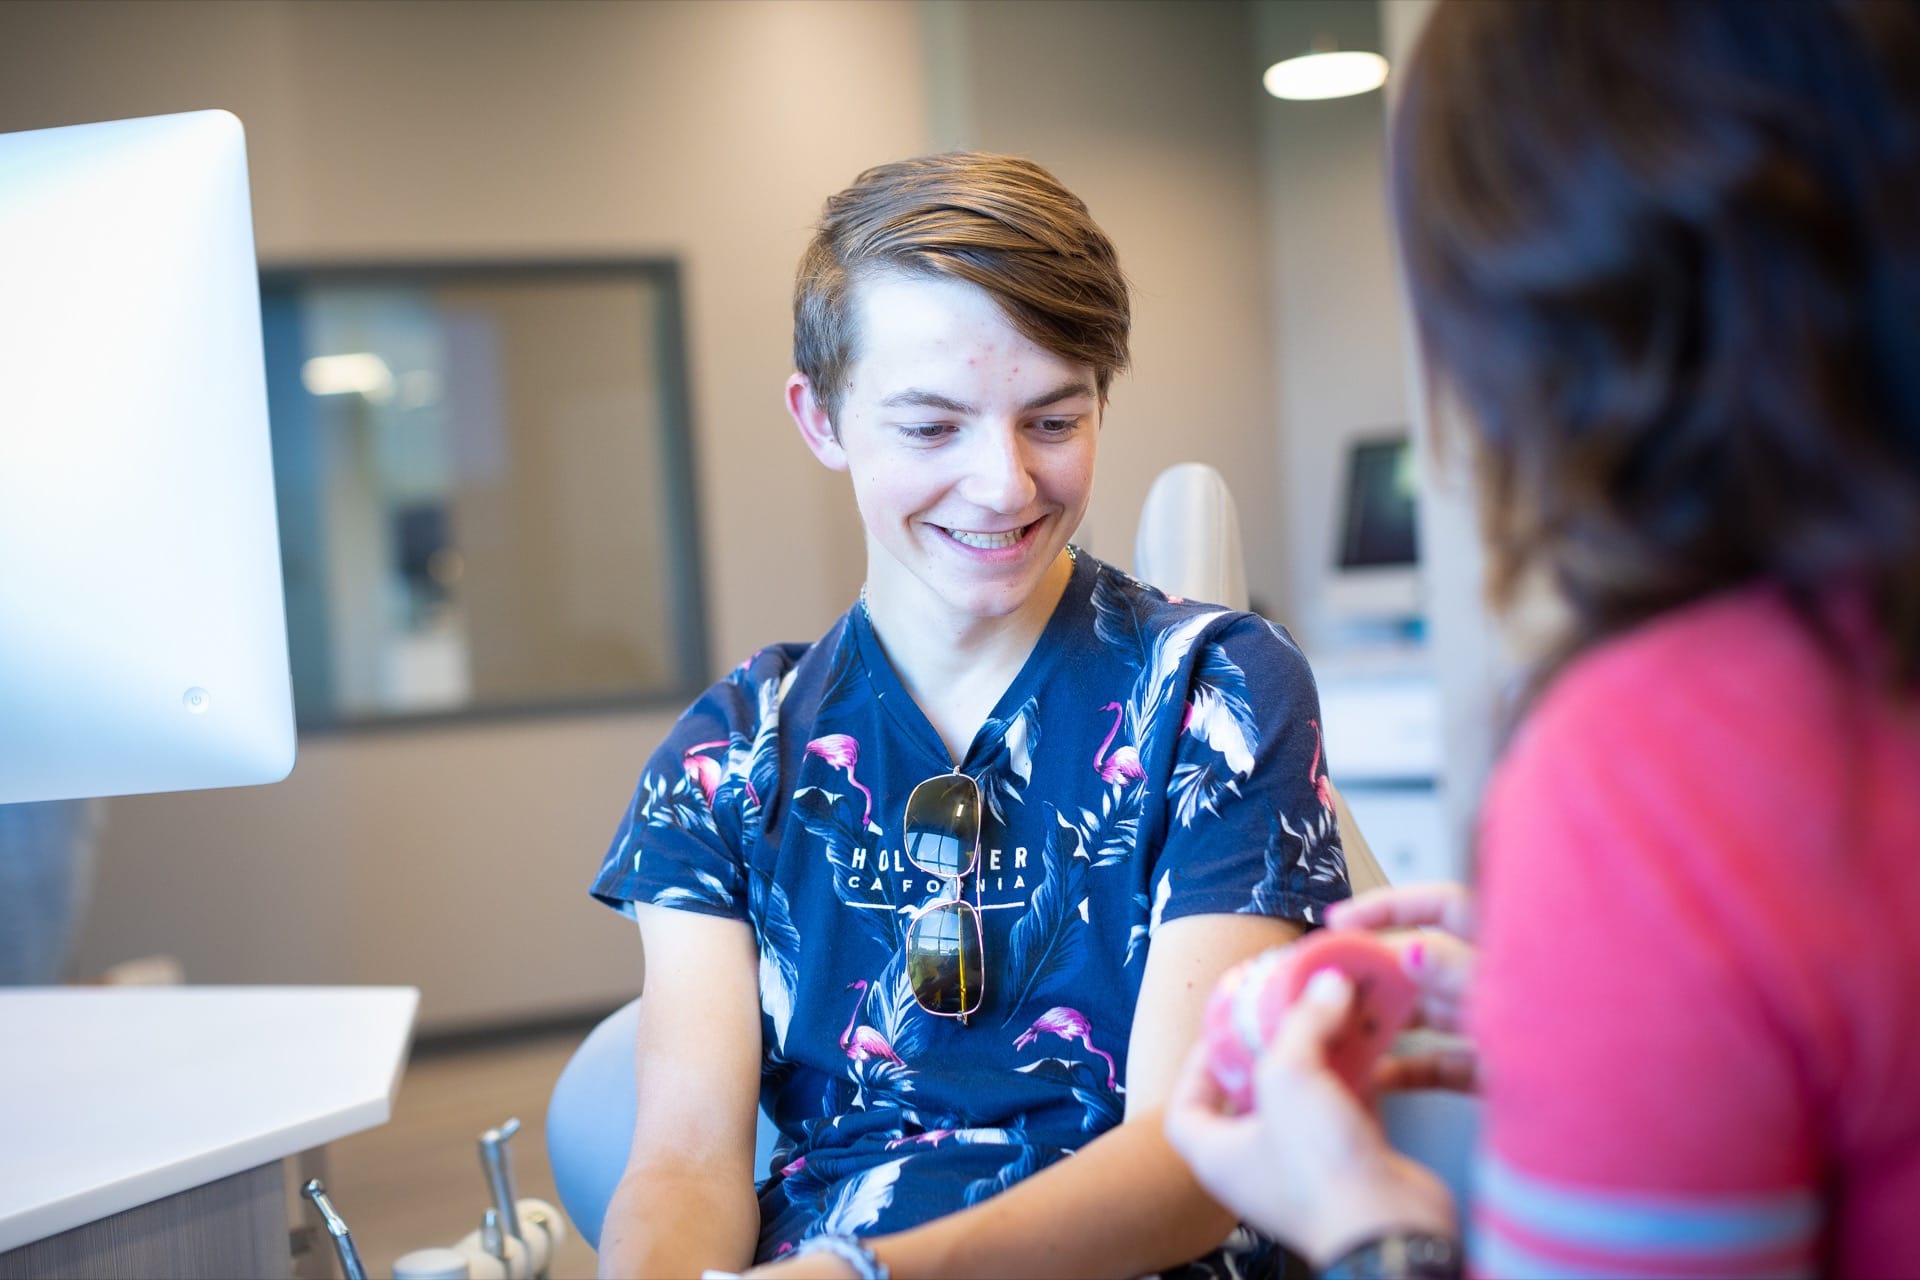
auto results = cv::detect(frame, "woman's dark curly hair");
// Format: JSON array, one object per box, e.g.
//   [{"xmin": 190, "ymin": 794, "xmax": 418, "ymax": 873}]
[{"xmin": 1392, "ymin": 0, "xmax": 1920, "ymax": 692}]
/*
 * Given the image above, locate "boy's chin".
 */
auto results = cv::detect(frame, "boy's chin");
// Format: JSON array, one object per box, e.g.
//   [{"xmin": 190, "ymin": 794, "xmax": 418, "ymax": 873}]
[{"xmin": 929, "ymin": 577, "xmax": 1053, "ymax": 622}]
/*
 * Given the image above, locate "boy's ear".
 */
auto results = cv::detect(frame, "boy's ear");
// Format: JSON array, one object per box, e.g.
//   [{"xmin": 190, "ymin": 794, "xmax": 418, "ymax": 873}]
[{"xmin": 786, "ymin": 373, "xmax": 847, "ymax": 471}]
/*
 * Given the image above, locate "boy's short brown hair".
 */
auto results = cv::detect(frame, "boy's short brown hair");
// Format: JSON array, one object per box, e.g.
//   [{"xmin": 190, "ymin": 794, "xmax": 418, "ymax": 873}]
[{"xmin": 793, "ymin": 152, "xmax": 1131, "ymax": 425}]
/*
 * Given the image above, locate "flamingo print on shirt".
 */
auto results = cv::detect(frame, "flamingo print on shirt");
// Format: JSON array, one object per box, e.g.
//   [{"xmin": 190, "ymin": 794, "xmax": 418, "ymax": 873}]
[
  {"xmin": 682, "ymin": 738, "xmax": 730, "ymax": 806},
  {"xmin": 807, "ymin": 734, "xmax": 877, "ymax": 834},
  {"xmin": 1093, "ymin": 701, "xmax": 1146, "ymax": 785},
  {"xmin": 1013, "ymin": 1006, "xmax": 1119, "ymax": 1091},
  {"xmin": 1307, "ymin": 718, "xmax": 1334, "ymax": 812},
  {"xmin": 841, "ymin": 980, "xmax": 904, "ymax": 1064}
]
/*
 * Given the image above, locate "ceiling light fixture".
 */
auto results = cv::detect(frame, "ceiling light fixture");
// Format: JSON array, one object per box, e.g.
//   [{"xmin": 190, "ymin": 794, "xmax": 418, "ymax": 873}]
[{"xmin": 1263, "ymin": 48, "xmax": 1389, "ymax": 101}]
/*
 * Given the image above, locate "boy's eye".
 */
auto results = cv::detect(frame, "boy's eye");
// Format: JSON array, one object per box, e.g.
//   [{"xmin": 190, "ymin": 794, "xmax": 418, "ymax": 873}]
[
  {"xmin": 1034, "ymin": 416, "xmax": 1081, "ymax": 436},
  {"xmin": 899, "ymin": 423, "xmax": 956, "ymax": 442}
]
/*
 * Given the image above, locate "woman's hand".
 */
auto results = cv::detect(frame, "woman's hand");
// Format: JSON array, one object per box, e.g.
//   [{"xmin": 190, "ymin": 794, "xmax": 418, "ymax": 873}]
[
  {"xmin": 1329, "ymin": 887, "xmax": 1475, "ymax": 1009},
  {"xmin": 1164, "ymin": 968, "xmax": 1456, "ymax": 1267}
]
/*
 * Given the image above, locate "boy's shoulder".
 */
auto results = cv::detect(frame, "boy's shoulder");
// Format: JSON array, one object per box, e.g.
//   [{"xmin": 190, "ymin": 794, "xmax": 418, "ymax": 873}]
[
  {"xmin": 1082, "ymin": 554, "xmax": 1306, "ymax": 660},
  {"xmin": 673, "ymin": 614, "xmax": 856, "ymax": 732}
]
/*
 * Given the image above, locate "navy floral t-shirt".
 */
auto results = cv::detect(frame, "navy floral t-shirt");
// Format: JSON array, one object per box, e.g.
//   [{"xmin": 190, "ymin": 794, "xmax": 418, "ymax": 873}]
[{"xmin": 590, "ymin": 551, "xmax": 1349, "ymax": 1275}]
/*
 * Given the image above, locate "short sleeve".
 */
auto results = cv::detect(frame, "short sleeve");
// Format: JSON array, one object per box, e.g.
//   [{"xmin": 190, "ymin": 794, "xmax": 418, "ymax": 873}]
[
  {"xmin": 1150, "ymin": 616, "xmax": 1351, "ymax": 930},
  {"xmin": 589, "ymin": 649, "xmax": 796, "ymax": 922},
  {"xmin": 1469, "ymin": 670, "xmax": 1825, "ymax": 1278}
]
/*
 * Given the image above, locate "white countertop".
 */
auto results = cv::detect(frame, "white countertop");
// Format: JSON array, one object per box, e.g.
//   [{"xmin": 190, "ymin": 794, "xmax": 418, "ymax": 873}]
[{"xmin": 0, "ymin": 985, "xmax": 417, "ymax": 1253}]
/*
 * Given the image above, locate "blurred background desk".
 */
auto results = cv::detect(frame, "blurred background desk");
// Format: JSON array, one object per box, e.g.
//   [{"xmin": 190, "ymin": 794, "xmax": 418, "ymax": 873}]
[
  {"xmin": 1318, "ymin": 647, "xmax": 1453, "ymax": 884},
  {"xmin": 0, "ymin": 986, "xmax": 416, "ymax": 1279}
]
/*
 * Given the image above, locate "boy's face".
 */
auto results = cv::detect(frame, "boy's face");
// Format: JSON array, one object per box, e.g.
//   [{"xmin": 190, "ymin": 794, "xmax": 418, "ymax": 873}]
[{"xmin": 788, "ymin": 272, "xmax": 1100, "ymax": 630}]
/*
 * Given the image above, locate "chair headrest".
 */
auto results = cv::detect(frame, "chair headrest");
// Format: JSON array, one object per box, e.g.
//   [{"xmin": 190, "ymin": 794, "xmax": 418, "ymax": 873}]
[{"xmin": 1133, "ymin": 463, "xmax": 1250, "ymax": 611}]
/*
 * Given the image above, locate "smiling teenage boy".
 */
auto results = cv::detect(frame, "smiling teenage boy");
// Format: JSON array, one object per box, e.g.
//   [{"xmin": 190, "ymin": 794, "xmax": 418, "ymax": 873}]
[{"xmin": 589, "ymin": 153, "xmax": 1350, "ymax": 1279}]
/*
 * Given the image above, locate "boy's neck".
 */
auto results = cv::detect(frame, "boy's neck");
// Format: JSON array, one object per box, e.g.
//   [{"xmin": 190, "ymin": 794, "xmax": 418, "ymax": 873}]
[{"xmin": 861, "ymin": 550, "xmax": 1075, "ymax": 766}]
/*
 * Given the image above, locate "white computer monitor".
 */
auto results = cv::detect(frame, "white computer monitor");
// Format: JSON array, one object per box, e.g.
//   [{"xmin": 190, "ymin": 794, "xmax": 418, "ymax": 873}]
[
  {"xmin": 0, "ymin": 110, "xmax": 296, "ymax": 803},
  {"xmin": 1324, "ymin": 434, "xmax": 1422, "ymax": 629}
]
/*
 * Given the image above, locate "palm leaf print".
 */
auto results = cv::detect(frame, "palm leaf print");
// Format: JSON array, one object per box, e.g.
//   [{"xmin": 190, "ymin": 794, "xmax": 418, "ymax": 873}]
[
  {"xmin": 884, "ymin": 1120, "xmax": 1026, "ymax": 1150},
  {"xmin": 793, "ymin": 785, "xmax": 900, "ymax": 949},
  {"xmin": 1189, "ymin": 644, "xmax": 1258, "ymax": 770},
  {"xmin": 1132, "ymin": 609, "xmax": 1228, "ymax": 744},
  {"xmin": 1168, "ymin": 760, "xmax": 1244, "ymax": 829},
  {"xmin": 1245, "ymin": 804, "xmax": 1344, "ymax": 925},
  {"xmin": 791, "ymin": 784, "xmax": 865, "ymax": 854},
  {"xmin": 1167, "ymin": 645, "xmax": 1259, "ymax": 828},
  {"xmin": 816, "ymin": 621, "xmax": 866, "ymax": 715},
  {"xmin": 636, "ymin": 768, "xmax": 718, "ymax": 840},
  {"xmin": 1261, "ymin": 616, "xmax": 1305, "ymax": 656},
  {"xmin": 1148, "ymin": 870, "xmax": 1173, "ymax": 934},
  {"xmin": 1070, "ymin": 783, "xmax": 1142, "ymax": 867},
  {"xmin": 776, "ymin": 1149, "xmax": 833, "ymax": 1214},
  {"xmin": 706, "ymin": 730, "xmax": 759, "ymax": 849},
  {"xmin": 1000, "ymin": 814, "xmax": 1090, "ymax": 1025},
  {"xmin": 865, "ymin": 951, "xmax": 931, "ymax": 1063},
  {"xmin": 1090, "ymin": 573, "xmax": 1151, "ymax": 663},
  {"xmin": 816, "ymin": 1156, "xmax": 907, "ymax": 1235},
  {"xmin": 649, "ymin": 865, "xmax": 735, "ymax": 911},
  {"xmin": 847, "ymin": 1053, "xmax": 915, "ymax": 1109},
  {"xmin": 977, "ymin": 696, "xmax": 1039, "ymax": 824},
  {"xmin": 1125, "ymin": 892, "xmax": 1151, "ymax": 969},
  {"xmin": 1297, "ymin": 806, "xmax": 1349, "ymax": 892},
  {"xmin": 744, "ymin": 668, "xmax": 794, "ymax": 844},
  {"xmin": 963, "ymin": 1145, "xmax": 1043, "ymax": 1207},
  {"xmin": 748, "ymin": 864, "xmax": 801, "ymax": 1050},
  {"xmin": 1013, "ymin": 1058, "xmax": 1124, "ymax": 1131}
]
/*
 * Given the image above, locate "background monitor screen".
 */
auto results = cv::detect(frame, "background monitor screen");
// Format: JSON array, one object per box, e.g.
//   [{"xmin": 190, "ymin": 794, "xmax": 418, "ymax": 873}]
[
  {"xmin": 1324, "ymin": 433, "xmax": 1422, "ymax": 630},
  {"xmin": 1337, "ymin": 436, "xmax": 1419, "ymax": 569},
  {"xmin": 0, "ymin": 110, "xmax": 296, "ymax": 803}
]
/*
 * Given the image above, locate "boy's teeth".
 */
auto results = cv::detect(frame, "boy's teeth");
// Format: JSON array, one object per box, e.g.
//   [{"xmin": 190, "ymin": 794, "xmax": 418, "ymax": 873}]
[{"xmin": 948, "ymin": 526, "xmax": 1024, "ymax": 549}]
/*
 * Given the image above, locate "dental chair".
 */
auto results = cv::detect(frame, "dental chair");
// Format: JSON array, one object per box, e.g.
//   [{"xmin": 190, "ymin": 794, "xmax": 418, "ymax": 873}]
[{"xmin": 546, "ymin": 463, "xmax": 1403, "ymax": 1250}]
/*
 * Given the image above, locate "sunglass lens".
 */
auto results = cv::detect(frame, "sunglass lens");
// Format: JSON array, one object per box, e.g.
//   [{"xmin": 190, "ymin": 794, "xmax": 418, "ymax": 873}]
[
  {"xmin": 907, "ymin": 901, "xmax": 984, "ymax": 1017},
  {"xmin": 903, "ymin": 773, "xmax": 979, "ymax": 878}
]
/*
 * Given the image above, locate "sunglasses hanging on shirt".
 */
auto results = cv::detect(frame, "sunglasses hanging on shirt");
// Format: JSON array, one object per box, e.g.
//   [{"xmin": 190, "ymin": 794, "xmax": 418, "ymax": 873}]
[{"xmin": 901, "ymin": 770, "xmax": 986, "ymax": 1024}]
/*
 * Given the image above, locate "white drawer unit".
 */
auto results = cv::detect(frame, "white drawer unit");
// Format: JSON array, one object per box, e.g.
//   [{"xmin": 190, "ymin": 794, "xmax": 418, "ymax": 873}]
[
  {"xmin": 1317, "ymin": 658, "xmax": 1441, "ymax": 783},
  {"xmin": 1336, "ymin": 784, "xmax": 1457, "ymax": 886}
]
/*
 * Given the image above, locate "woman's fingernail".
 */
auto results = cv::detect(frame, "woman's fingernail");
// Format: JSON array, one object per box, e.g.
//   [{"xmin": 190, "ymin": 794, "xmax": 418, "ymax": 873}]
[{"xmin": 1304, "ymin": 968, "xmax": 1351, "ymax": 1004}]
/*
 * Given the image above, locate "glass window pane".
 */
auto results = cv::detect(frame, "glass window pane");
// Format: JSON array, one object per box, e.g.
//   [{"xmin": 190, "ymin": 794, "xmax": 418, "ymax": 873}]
[{"xmin": 259, "ymin": 265, "xmax": 703, "ymax": 728}]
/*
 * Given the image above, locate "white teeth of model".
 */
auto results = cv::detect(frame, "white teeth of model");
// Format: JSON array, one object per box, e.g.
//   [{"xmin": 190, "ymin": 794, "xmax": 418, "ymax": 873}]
[{"xmin": 948, "ymin": 528, "xmax": 1023, "ymax": 549}]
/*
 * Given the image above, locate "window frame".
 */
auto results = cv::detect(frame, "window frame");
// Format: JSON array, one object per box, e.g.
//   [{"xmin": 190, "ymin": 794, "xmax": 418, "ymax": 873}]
[{"xmin": 257, "ymin": 257, "xmax": 711, "ymax": 735}]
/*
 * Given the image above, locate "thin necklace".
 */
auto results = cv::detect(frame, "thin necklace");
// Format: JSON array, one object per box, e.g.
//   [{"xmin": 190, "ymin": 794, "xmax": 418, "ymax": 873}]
[{"xmin": 860, "ymin": 544, "xmax": 1077, "ymax": 623}]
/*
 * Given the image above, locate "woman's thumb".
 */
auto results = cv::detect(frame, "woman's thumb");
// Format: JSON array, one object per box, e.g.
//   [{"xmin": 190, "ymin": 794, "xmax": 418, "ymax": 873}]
[{"xmin": 1271, "ymin": 967, "xmax": 1354, "ymax": 1067}]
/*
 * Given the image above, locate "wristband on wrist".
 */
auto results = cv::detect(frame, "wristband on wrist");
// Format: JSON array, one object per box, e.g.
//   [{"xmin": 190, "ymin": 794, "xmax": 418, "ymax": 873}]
[
  {"xmin": 795, "ymin": 1233, "xmax": 890, "ymax": 1280},
  {"xmin": 1320, "ymin": 1231, "xmax": 1462, "ymax": 1280}
]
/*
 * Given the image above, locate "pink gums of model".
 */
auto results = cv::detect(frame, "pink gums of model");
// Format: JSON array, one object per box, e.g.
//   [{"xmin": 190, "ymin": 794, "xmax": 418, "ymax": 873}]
[{"xmin": 1202, "ymin": 930, "xmax": 1419, "ymax": 1113}]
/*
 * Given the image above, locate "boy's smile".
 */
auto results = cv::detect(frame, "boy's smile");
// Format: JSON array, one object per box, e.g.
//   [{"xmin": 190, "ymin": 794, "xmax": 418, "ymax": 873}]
[{"xmin": 788, "ymin": 272, "xmax": 1101, "ymax": 636}]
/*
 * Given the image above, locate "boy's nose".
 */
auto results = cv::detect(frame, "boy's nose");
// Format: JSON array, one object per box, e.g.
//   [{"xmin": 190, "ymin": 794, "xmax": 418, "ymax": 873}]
[{"xmin": 960, "ymin": 427, "xmax": 1038, "ymax": 513}]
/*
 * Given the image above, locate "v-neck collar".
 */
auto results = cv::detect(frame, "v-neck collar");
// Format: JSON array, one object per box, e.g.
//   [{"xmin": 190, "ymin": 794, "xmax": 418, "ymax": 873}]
[{"xmin": 847, "ymin": 550, "xmax": 1097, "ymax": 772}]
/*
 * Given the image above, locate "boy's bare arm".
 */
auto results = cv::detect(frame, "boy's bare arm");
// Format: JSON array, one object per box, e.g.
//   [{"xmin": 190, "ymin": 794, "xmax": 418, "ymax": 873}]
[{"xmin": 598, "ymin": 904, "xmax": 765, "ymax": 1280}]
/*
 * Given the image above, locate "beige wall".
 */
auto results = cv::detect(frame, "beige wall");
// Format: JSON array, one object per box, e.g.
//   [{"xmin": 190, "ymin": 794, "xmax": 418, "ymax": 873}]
[
  {"xmin": 1254, "ymin": 0, "xmax": 1410, "ymax": 652},
  {"xmin": 3, "ymin": 0, "xmax": 927, "ymax": 1027},
  {"xmin": 1382, "ymin": 0, "xmax": 1506, "ymax": 871},
  {"xmin": 926, "ymin": 0, "xmax": 1287, "ymax": 613},
  {"xmin": 4, "ymin": 0, "xmax": 1305, "ymax": 1028}
]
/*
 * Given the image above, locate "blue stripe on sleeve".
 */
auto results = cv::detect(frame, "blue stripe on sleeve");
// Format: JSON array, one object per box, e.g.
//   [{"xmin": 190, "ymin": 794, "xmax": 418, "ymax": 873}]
[
  {"xmin": 1471, "ymin": 1218, "xmax": 1814, "ymax": 1280},
  {"xmin": 1475, "ymin": 1149, "xmax": 1819, "ymax": 1257}
]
